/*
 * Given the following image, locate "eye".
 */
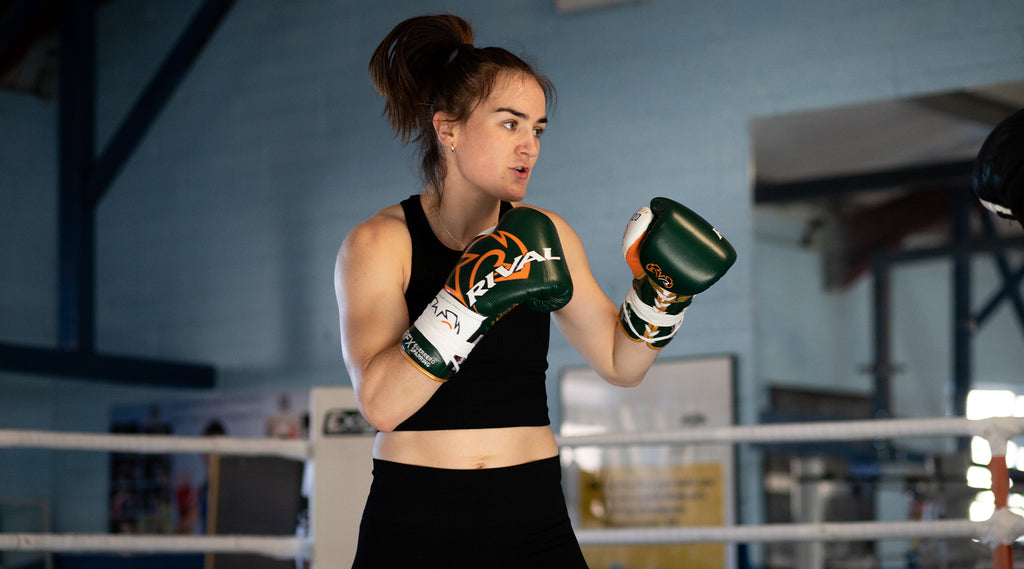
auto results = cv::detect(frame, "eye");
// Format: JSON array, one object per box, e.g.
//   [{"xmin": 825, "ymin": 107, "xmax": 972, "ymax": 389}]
[
  {"xmin": 501, "ymin": 120, "xmax": 517, "ymax": 131},
  {"xmin": 533, "ymin": 127, "xmax": 545, "ymax": 138}
]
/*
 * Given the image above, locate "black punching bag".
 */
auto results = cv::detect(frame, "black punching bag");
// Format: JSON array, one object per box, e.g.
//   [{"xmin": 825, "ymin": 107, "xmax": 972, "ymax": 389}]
[{"xmin": 973, "ymin": 108, "xmax": 1024, "ymax": 228}]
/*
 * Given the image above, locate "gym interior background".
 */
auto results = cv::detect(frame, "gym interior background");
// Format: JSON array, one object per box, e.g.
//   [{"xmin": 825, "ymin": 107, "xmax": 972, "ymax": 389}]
[{"xmin": 1, "ymin": 1, "xmax": 1023, "ymax": 568}]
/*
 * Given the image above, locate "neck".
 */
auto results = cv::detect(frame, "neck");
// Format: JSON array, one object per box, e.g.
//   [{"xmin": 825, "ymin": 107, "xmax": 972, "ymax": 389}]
[{"xmin": 424, "ymin": 191, "xmax": 501, "ymax": 250}]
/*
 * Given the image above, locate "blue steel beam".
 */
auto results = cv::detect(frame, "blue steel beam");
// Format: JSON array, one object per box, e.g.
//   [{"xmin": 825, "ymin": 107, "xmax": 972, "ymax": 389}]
[
  {"xmin": 884, "ymin": 235, "xmax": 1024, "ymax": 263},
  {"xmin": 57, "ymin": 0, "xmax": 96, "ymax": 352},
  {"xmin": 86, "ymin": 0, "xmax": 236, "ymax": 207},
  {"xmin": 754, "ymin": 160, "xmax": 974, "ymax": 204},
  {"xmin": 976, "ymin": 265, "xmax": 1024, "ymax": 327},
  {"xmin": 951, "ymin": 188, "xmax": 972, "ymax": 421},
  {"xmin": 0, "ymin": 344, "xmax": 215, "ymax": 388},
  {"xmin": 871, "ymin": 254, "xmax": 893, "ymax": 420},
  {"xmin": 9, "ymin": 0, "xmax": 230, "ymax": 387},
  {"xmin": 975, "ymin": 210, "xmax": 1024, "ymax": 334}
]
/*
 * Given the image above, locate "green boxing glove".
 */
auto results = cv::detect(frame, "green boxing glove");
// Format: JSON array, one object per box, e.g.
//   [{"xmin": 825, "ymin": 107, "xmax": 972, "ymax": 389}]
[
  {"xmin": 620, "ymin": 197, "xmax": 736, "ymax": 348},
  {"xmin": 401, "ymin": 207, "xmax": 573, "ymax": 381}
]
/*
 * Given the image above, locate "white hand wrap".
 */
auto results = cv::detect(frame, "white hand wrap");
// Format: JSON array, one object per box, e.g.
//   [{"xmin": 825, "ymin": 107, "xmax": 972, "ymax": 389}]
[
  {"xmin": 620, "ymin": 284, "xmax": 688, "ymax": 345},
  {"xmin": 411, "ymin": 290, "xmax": 487, "ymax": 370},
  {"xmin": 623, "ymin": 284, "xmax": 687, "ymax": 327}
]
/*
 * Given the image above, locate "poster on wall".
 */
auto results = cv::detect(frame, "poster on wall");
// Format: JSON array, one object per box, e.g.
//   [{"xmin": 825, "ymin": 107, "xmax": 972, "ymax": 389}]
[
  {"xmin": 560, "ymin": 355, "xmax": 736, "ymax": 569},
  {"xmin": 108, "ymin": 389, "xmax": 310, "ymax": 535}
]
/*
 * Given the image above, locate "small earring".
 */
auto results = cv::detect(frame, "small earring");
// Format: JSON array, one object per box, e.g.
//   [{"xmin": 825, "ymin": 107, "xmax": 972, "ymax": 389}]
[{"xmin": 450, "ymin": 144, "xmax": 455, "ymax": 152}]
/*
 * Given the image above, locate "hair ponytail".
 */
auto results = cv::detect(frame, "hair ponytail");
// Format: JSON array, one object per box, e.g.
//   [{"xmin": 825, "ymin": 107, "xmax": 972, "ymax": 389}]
[
  {"xmin": 369, "ymin": 14, "xmax": 554, "ymax": 193},
  {"xmin": 369, "ymin": 14, "xmax": 472, "ymax": 144}
]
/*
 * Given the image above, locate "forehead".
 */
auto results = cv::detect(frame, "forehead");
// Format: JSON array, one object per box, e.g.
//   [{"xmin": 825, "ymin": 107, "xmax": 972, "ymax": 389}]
[{"xmin": 479, "ymin": 73, "xmax": 547, "ymax": 116}]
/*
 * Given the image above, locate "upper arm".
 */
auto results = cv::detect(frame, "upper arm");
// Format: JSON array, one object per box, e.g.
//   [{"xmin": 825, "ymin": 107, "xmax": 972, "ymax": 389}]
[
  {"xmin": 334, "ymin": 211, "xmax": 411, "ymax": 392},
  {"xmin": 529, "ymin": 208, "xmax": 621, "ymax": 362},
  {"xmin": 532, "ymin": 206, "xmax": 655, "ymax": 386}
]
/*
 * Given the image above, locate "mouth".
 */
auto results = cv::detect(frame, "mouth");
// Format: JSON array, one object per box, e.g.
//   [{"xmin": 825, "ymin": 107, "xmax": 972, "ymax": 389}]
[{"xmin": 512, "ymin": 165, "xmax": 530, "ymax": 179}]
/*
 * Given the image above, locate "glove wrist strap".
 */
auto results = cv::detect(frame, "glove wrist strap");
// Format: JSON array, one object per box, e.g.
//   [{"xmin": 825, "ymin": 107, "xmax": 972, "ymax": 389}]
[
  {"xmin": 619, "ymin": 279, "xmax": 690, "ymax": 349},
  {"xmin": 624, "ymin": 283, "xmax": 686, "ymax": 326},
  {"xmin": 402, "ymin": 290, "xmax": 487, "ymax": 380}
]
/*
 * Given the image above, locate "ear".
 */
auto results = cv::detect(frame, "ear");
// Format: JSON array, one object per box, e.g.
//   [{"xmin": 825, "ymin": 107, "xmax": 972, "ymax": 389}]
[{"xmin": 433, "ymin": 111, "xmax": 458, "ymax": 149}]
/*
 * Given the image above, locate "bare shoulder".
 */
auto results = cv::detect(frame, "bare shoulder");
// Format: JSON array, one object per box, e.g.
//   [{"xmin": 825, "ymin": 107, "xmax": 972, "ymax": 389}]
[
  {"xmin": 335, "ymin": 203, "xmax": 412, "ymax": 293},
  {"xmin": 339, "ymin": 203, "xmax": 409, "ymax": 258}
]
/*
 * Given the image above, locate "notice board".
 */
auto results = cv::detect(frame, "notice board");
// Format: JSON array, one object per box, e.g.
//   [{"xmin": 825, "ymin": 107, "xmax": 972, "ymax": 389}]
[{"xmin": 560, "ymin": 355, "xmax": 736, "ymax": 569}]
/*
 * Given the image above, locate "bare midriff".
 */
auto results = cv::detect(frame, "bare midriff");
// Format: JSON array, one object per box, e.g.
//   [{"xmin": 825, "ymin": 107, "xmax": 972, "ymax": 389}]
[{"xmin": 373, "ymin": 426, "xmax": 559, "ymax": 469}]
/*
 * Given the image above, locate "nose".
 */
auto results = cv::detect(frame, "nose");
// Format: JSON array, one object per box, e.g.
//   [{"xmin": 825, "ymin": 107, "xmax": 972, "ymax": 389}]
[{"xmin": 518, "ymin": 132, "xmax": 540, "ymax": 159}]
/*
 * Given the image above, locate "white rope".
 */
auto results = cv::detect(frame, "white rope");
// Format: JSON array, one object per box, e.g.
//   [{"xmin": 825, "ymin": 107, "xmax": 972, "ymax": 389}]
[
  {"xmin": 575, "ymin": 519, "xmax": 982, "ymax": 545},
  {"xmin": 4, "ymin": 417, "xmax": 1013, "ymax": 460},
  {"xmin": 0, "ymin": 429, "xmax": 309, "ymax": 461},
  {"xmin": 0, "ymin": 533, "xmax": 310, "ymax": 559},
  {"xmin": 4, "ymin": 416, "xmax": 1021, "ymax": 556},
  {"xmin": 559, "ymin": 416, "xmax": 1024, "ymax": 549},
  {"xmin": 556, "ymin": 416, "xmax": 1024, "ymax": 447},
  {"xmin": 0, "ymin": 519, "xmax": 998, "ymax": 553}
]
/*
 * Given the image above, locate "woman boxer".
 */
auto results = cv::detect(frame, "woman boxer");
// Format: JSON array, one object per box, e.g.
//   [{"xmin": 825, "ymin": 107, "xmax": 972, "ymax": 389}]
[{"xmin": 334, "ymin": 13, "xmax": 734, "ymax": 567}]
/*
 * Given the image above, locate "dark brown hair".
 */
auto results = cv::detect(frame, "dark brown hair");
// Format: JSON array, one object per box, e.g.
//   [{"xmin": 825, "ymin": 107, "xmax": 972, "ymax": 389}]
[{"xmin": 369, "ymin": 14, "xmax": 555, "ymax": 193}]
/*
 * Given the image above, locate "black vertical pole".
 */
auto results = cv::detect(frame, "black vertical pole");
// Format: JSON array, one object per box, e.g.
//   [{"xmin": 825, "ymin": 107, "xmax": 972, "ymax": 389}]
[
  {"xmin": 0, "ymin": 0, "xmax": 218, "ymax": 387},
  {"xmin": 872, "ymin": 253, "xmax": 892, "ymax": 419},
  {"xmin": 951, "ymin": 189, "xmax": 973, "ymax": 424},
  {"xmin": 58, "ymin": 0, "xmax": 96, "ymax": 352}
]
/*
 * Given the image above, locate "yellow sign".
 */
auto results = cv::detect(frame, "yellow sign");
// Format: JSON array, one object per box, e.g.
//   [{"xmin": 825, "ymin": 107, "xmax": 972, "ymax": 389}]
[{"xmin": 579, "ymin": 462, "xmax": 724, "ymax": 569}]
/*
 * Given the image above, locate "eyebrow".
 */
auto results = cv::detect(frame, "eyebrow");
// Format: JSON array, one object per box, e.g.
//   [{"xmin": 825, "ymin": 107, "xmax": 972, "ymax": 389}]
[{"xmin": 495, "ymin": 107, "xmax": 548, "ymax": 124}]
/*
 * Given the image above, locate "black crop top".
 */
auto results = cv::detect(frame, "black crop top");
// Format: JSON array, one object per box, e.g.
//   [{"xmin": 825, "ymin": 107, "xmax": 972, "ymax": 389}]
[{"xmin": 394, "ymin": 195, "xmax": 552, "ymax": 431}]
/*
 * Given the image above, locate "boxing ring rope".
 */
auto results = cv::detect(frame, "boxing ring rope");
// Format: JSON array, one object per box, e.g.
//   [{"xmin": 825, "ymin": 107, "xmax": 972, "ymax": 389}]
[
  {"xmin": 0, "ymin": 429, "xmax": 312, "ymax": 560},
  {"xmin": 554, "ymin": 416, "xmax": 1005, "ymax": 447},
  {"xmin": 1, "ymin": 414, "xmax": 1022, "ymax": 565},
  {"xmin": 572, "ymin": 519, "xmax": 983, "ymax": 544},
  {"xmin": 556, "ymin": 415, "xmax": 1024, "ymax": 569},
  {"xmin": 0, "ymin": 534, "xmax": 308, "ymax": 560},
  {"xmin": 0, "ymin": 429, "xmax": 309, "ymax": 460}
]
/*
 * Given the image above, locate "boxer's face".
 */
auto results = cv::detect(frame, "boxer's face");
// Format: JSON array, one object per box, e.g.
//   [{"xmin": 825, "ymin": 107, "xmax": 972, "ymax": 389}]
[{"xmin": 446, "ymin": 72, "xmax": 547, "ymax": 203}]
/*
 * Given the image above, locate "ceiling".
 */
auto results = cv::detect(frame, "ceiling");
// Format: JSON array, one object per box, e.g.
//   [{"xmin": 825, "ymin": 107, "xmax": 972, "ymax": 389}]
[
  {"xmin": 752, "ymin": 83, "xmax": 1024, "ymax": 184},
  {"xmin": 751, "ymin": 81, "xmax": 1024, "ymax": 289}
]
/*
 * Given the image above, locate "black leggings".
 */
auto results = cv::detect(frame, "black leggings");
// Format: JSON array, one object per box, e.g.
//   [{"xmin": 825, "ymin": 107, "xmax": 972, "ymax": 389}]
[{"xmin": 352, "ymin": 456, "xmax": 589, "ymax": 569}]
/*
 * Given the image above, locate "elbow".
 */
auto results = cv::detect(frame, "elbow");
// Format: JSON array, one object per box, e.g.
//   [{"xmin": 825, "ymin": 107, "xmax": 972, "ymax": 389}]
[
  {"xmin": 357, "ymin": 396, "xmax": 408, "ymax": 433},
  {"xmin": 599, "ymin": 367, "xmax": 647, "ymax": 388},
  {"xmin": 622, "ymin": 377, "xmax": 645, "ymax": 388},
  {"xmin": 351, "ymin": 377, "xmax": 404, "ymax": 433},
  {"xmin": 595, "ymin": 373, "xmax": 643, "ymax": 388},
  {"xmin": 359, "ymin": 405, "xmax": 401, "ymax": 433},
  {"xmin": 608, "ymin": 375, "xmax": 644, "ymax": 388},
  {"xmin": 371, "ymin": 419, "xmax": 401, "ymax": 434},
  {"xmin": 371, "ymin": 423, "xmax": 398, "ymax": 433}
]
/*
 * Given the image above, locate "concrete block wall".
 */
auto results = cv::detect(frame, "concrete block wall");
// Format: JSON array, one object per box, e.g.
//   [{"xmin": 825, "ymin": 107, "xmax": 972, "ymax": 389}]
[{"xmin": 0, "ymin": 0, "xmax": 1021, "ymax": 538}]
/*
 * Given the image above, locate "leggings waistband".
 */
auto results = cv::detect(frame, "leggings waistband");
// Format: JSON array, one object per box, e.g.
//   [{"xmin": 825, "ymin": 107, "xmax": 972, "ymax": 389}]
[{"xmin": 364, "ymin": 455, "xmax": 567, "ymax": 525}]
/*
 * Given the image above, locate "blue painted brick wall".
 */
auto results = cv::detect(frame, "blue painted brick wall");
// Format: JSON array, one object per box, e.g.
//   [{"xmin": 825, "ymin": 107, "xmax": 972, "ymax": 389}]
[{"xmin": 0, "ymin": 0, "xmax": 1021, "ymax": 535}]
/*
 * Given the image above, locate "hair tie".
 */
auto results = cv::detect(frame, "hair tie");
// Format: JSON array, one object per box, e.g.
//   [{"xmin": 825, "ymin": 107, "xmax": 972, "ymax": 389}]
[{"xmin": 447, "ymin": 43, "xmax": 475, "ymax": 64}]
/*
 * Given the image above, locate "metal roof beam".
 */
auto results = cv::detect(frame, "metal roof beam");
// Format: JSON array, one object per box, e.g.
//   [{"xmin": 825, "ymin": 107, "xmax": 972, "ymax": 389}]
[
  {"xmin": 0, "ymin": 344, "xmax": 215, "ymax": 388},
  {"xmin": 754, "ymin": 160, "xmax": 975, "ymax": 204},
  {"xmin": 87, "ymin": 0, "xmax": 236, "ymax": 206},
  {"xmin": 0, "ymin": 0, "xmax": 232, "ymax": 387},
  {"xmin": 975, "ymin": 211, "xmax": 1024, "ymax": 333}
]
